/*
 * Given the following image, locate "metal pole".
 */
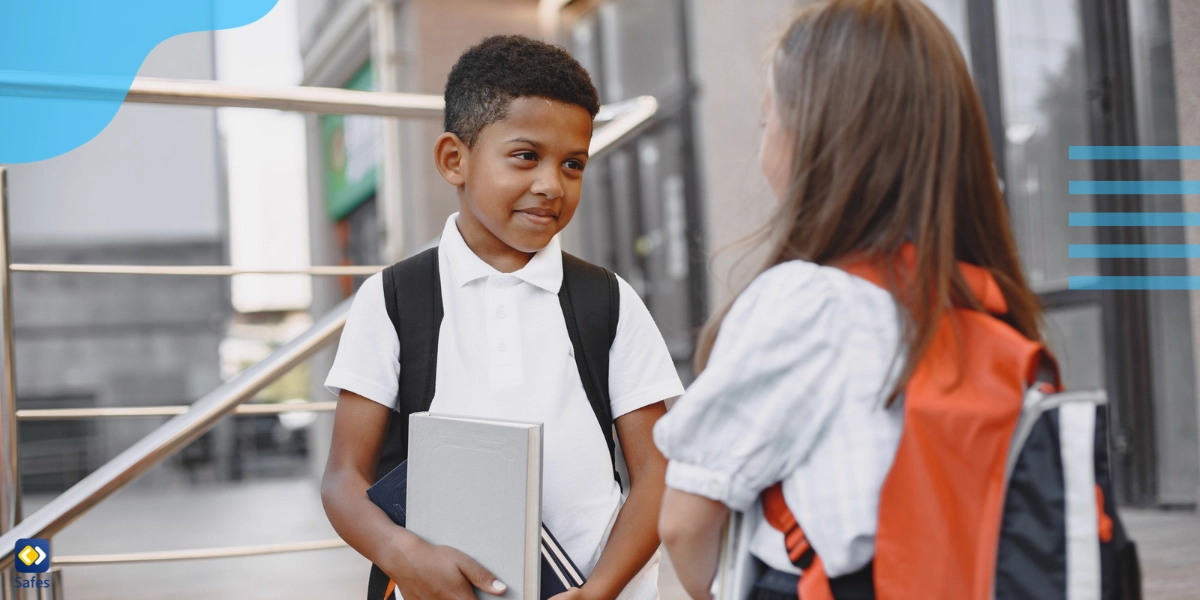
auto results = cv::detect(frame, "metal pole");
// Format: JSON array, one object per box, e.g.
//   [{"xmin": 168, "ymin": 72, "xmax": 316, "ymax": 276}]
[
  {"xmin": 16, "ymin": 401, "xmax": 337, "ymax": 421},
  {"xmin": 369, "ymin": 0, "xmax": 407, "ymax": 262},
  {"xmin": 0, "ymin": 299, "xmax": 352, "ymax": 570},
  {"xmin": 8, "ymin": 264, "xmax": 387, "ymax": 276},
  {"xmin": 0, "ymin": 166, "xmax": 22, "ymax": 544},
  {"xmin": 0, "ymin": 71, "xmax": 444, "ymax": 119},
  {"xmin": 52, "ymin": 538, "xmax": 346, "ymax": 565},
  {"xmin": 34, "ymin": 568, "xmax": 61, "ymax": 600}
]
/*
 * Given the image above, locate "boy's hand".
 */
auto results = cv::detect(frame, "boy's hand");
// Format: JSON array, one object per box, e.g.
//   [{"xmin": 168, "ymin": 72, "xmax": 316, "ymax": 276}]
[
  {"xmin": 548, "ymin": 588, "xmax": 596, "ymax": 600},
  {"xmin": 383, "ymin": 535, "xmax": 507, "ymax": 600}
]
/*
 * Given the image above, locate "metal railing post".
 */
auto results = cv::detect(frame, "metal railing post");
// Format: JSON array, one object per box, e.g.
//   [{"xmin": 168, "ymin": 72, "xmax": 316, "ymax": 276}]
[
  {"xmin": 369, "ymin": 0, "xmax": 408, "ymax": 262},
  {"xmin": 1, "ymin": 167, "xmax": 25, "ymax": 600},
  {"xmin": 0, "ymin": 166, "xmax": 22, "ymax": 543},
  {"xmin": 36, "ymin": 568, "xmax": 62, "ymax": 600},
  {"xmin": 0, "ymin": 300, "xmax": 353, "ymax": 570}
]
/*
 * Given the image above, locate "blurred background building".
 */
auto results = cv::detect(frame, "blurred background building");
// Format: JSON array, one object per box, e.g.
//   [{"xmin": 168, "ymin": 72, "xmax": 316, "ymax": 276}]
[
  {"xmin": 4, "ymin": 0, "xmax": 1200, "ymax": 598},
  {"xmin": 4, "ymin": 32, "xmax": 234, "ymax": 494},
  {"xmin": 298, "ymin": 0, "xmax": 1200, "ymax": 509}
]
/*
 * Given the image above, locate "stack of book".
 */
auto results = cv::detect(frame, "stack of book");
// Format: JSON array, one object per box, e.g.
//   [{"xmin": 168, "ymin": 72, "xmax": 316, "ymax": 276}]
[{"xmin": 368, "ymin": 413, "xmax": 586, "ymax": 599}]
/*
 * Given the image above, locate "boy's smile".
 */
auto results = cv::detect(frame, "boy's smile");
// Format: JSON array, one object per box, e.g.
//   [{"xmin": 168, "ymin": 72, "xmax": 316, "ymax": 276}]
[{"xmin": 434, "ymin": 96, "xmax": 594, "ymax": 273}]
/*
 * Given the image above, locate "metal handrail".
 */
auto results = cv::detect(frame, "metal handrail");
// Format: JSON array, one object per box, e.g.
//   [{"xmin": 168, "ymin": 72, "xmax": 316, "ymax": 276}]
[
  {"xmin": 589, "ymin": 96, "xmax": 660, "ymax": 159},
  {"xmin": 54, "ymin": 538, "xmax": 347, "ymax": 566},
  {"xmin": 2, "ymin": 92, "xmax": 656, "ymax": 278},
  {"xmin": 0, "ymin": 72, "xmax": 444, "ymax": 119},
  {"xmin": 0, "ymin": 78, "xmax": 660, "ymax": 570},
  {"xmin": 10, "ymin": 264, "xmax": 387, "ymax": 276},
  {"xmin": 0, "ymin": 299, "xmax": 351, "ymax": 570},
  {"xmin": 0, "ymin": 73, "xmax": 640, "ymax": 122},
  {"xmin": 17, "ymin": 401, "xmax": 336, "ymax": 421},
  {"xmin": 125, "ymin": 77, "xmax": 444, "ymax": 118}
]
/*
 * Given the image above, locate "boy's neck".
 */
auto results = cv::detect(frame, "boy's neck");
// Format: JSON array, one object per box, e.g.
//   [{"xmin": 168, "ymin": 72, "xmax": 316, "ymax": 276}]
[{"xmin": 454, "ymin": 218, "xmax": 535, "ymax": 274}]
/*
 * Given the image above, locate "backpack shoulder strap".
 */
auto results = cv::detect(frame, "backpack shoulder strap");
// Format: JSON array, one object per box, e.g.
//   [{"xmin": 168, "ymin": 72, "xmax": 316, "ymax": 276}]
[
  {"xmin": 376, "ymin": 246, "xmax": 442, "ymax": 481},
  {"xmin": 558, "ymin": 252, "xmax": 621, "ymax": 484}
]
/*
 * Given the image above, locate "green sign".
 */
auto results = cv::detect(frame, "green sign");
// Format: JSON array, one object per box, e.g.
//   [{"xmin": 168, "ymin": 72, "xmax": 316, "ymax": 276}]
[{"xmin": 322, "ymin": 63, "xmax": 379, "ymax": 220}]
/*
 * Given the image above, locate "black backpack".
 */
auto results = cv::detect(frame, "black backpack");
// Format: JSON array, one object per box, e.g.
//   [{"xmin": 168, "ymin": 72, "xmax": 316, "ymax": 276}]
[{"xmin": 366, "ymin": 247, "xmax": 622, "ymax": 600}]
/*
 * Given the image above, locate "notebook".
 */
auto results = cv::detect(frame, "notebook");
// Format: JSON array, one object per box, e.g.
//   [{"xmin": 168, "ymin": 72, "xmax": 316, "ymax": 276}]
[
  {"xmin": 367, "ymin": 413, "xmax": 586, "ymax": 599},
  {"xmin": 711, "ymin": 507, "xmax": 764, "ymax": 600}
]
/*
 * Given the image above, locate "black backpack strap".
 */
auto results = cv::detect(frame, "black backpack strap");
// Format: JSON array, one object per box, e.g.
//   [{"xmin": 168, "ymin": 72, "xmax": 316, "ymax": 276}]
[
  {"xmin": 558, "ymin": 252, "xmax": 621, "ymax": 486},
  {"xmin": 375, "ymin": 247, "xmax": 442, "ymax": 482}
]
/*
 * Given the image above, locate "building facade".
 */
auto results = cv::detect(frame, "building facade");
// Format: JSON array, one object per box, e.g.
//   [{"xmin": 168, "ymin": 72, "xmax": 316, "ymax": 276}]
[
  {"xmin": 5, "ymin": 32, "xmax": 233, "ymax": 493},
  {"xmin": 299, "ymin": 0, "xmax": 1200, "ymax": 508}
]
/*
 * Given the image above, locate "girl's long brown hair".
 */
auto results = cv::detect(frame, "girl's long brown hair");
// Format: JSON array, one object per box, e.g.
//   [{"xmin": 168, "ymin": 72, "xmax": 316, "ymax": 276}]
[{"xmin": 694, "ymin": 0, "xmax": 1044, "ymax": 397}]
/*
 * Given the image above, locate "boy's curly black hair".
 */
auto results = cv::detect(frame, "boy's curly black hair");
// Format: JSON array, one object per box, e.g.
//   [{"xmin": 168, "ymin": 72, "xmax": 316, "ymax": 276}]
[{"xmin": 444, "ymin": 35, "xmax": 600, "ymax": 147}]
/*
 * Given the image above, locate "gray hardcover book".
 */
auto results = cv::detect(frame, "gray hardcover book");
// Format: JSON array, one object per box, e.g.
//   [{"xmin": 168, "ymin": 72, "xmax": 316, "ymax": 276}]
[
  {"xmin": 712, "ymin": 505, "xmax": 764, "ymax": 600},
  {"xmin": 406, "ymin": 412, "xmax": 543, "ymax": 600}
]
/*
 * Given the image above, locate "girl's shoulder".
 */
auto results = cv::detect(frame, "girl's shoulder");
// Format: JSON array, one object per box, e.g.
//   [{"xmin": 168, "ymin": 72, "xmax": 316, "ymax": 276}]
[
  {"xmin": 717, "ymin": 260, "xmax": 905, "ymax": 382},
  {"xmin": 744, "ymin": 259, "xmax": 897, "ymax": 310},
  {"xmin": 722, "ymin": 260, "xmax": 902, "ymax": 344}
]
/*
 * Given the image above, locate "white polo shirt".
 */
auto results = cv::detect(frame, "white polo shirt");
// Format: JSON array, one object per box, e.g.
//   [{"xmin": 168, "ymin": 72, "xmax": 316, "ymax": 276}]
[{"xmin": 326, "ymin": 213, "xmax": 684, "ymax": 599}]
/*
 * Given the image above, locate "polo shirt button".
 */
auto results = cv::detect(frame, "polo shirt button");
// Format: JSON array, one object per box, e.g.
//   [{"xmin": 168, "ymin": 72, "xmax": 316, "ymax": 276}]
[
  {"xmin": 497, "ymin": 308, "xmax": 507, "ymax": 319},
  {"xmin": 497, "ymin": 341, "xmax": 509, "ymax": 352}
]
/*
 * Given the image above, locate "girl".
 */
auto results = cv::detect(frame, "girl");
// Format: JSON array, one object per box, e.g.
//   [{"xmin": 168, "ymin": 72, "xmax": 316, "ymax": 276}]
[{"xmin": 654, "ymin": 0, "xmax": 1045, "ymax": 598}]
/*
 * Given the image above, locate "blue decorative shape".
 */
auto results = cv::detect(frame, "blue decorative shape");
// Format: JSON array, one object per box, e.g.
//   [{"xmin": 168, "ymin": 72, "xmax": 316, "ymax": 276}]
[
  {"xmin": 1069, "ymin": 181, "xmax": 1200, "ymax": 195},
  {"xmin": 0, "ymin": 0, "xmax": 279, "ymax": 163},
  {"xmin": 1070, "ymin": 276, "xmax": 1200, "ymax": 290},
  {"xmin": 1069, "ymin": 212, "xmax": 1200, "ymax": 227},
  {"xmin": 1069, "ymin": 244, "xmax": 1200, "ymax": 259},
  {"xmin": 1069, "ymin": 146, "xmax": 1200, "ymax": 160}
]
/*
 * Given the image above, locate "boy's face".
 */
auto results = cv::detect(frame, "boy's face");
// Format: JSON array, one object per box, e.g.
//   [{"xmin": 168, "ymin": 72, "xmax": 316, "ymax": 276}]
[{"xmin": 436, "ymin": 97, "xmax": 593, "ymax": 260}]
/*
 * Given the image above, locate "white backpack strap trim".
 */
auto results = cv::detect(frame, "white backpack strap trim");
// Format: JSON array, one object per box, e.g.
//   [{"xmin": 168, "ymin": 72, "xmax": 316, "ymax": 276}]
[{"xmin": 1060, "ymin": 400, "xmax": 1101, "ymax": 600}]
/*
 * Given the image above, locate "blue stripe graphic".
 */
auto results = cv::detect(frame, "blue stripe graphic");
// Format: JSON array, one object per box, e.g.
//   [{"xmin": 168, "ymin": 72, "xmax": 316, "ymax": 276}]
[
  {"xmin": 1069, "ymin": 181, "xmax": 1200, "ymax": 195},
  {"xmin": 1069, "ymin": 146, "xmax": 1200, "ymax": 160},
  {"xmin": 1069, "ymin": 213, "xmax": 1200, "ymax": 226},
  {"xmin": 1070, "ymin": 245, "xmax": 1200, "ymax": 258},
  {"xmin": 1071, "ymin": 276, "xmax": 1200, "ymax": 290}
]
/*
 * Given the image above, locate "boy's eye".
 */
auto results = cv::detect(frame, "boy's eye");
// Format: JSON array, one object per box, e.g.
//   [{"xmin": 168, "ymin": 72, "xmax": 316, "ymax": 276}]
[
  {"xmin": 564, "ymin": 159, "xmax": 585, "ymax": 171},
  {"xmin": 514, "ymin": 151, "xmax": 538, "ymax": 162}
]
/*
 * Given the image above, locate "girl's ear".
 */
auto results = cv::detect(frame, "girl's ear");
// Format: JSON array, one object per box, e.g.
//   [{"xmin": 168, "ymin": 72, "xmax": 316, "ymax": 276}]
[{"xmin": 434, "ymin": 132, "xmax": 468, "ymax": 187}]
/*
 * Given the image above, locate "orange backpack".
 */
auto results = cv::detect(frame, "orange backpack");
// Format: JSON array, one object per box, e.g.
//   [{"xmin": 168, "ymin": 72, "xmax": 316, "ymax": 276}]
[{"xmin": 757, "ymin": 252, "xmax": 1140, "ymax": 600}]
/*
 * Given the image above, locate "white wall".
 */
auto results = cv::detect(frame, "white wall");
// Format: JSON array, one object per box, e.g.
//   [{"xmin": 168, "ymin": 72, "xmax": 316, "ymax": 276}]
[
  {"xmin": 6, "ymin": 32, "xmax": 224, "ymax": 246},
  {"xmin": 216, "ymin": 0, "xmax": 313, "ymax": 313},
  {"xmin": 688, "ymin": 0, "xmax": 801, "ymax": 309},
  {"xmin": 1171, "ymin": 0, "xmax": 1200, "ymax": 505}
]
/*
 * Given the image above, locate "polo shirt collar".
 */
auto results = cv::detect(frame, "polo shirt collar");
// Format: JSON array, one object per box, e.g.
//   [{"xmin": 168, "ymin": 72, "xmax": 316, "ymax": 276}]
[{"xmin": 440, "ymin": 213, "xmax": 564, "ymax": 294}]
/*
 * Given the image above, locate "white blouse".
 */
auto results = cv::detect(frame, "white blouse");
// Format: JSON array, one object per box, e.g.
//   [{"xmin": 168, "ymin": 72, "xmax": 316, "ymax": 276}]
[{"xmin": 653, "ymin": 260, "xmax": 906, "ymax": 577}]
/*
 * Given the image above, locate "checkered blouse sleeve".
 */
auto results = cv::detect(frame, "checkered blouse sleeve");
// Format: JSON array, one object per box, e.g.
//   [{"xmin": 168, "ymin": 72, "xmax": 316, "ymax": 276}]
[{"xmin": 652, "ymin": 260, "xmax": 901, "ymax": 512}]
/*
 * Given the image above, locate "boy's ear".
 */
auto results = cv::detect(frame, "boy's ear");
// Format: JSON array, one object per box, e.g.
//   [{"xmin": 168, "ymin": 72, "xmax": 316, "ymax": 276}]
[{"xmin": 434, "ymin": 132, "xmax": 468, "ymax": 187}]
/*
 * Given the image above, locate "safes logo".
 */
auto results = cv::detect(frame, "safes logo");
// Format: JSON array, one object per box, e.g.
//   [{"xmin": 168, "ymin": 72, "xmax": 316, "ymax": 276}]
[{"xmin": 14, "ymin": 538, "xmax": 50, "ymax": 573}]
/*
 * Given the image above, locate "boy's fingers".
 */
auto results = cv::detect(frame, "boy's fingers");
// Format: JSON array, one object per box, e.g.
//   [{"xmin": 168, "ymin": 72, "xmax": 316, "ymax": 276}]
[{"xmin": 457, "ymin": 555, "xmax": 506, "ymax": 596}]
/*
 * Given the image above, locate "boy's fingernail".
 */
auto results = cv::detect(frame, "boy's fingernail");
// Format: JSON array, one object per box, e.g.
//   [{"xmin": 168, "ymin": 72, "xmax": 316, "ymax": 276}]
[{"xmin": 492, "ymin": 580, "xmax": 507, "ymax": 593}]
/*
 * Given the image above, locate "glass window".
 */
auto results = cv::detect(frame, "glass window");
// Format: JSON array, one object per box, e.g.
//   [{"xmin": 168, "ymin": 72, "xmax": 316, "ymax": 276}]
[
  {"xmin": 1127, "ymin": 0, "xmax": 1198, "ymax": 505},
  {"xmin": 569, "ymin": 0, "xmax": 703, "ymax": 378},
  {"xmin": 994, "ymin": 0, "xmax": 1098, "ymax": 291},
  {"xmin": 633, "ymin": 127, "xmax": 694, "ymax": 362},
  {"xmin": 1043, "ymin": 304, "xmax": 1105, "ymax": 391},
  {"xmin": 596, "ymin": 0, "xmax": 685, "ymax": 103},
  {"xmin": 921, "ymin": 0, "xmax": 972, "ymax": 71}
]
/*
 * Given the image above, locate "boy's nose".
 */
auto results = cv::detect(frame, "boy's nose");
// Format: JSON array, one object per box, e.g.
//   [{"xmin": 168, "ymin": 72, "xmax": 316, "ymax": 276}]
[{"xmin": 530, "ymin": 173, "xmax": 564, "ymax": 200}]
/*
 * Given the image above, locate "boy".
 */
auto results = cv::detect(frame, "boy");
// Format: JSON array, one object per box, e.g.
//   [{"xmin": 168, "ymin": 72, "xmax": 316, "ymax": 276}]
[{"xmin": 321, "ymin": 35, "xmax": 683, "ymax": 600}]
